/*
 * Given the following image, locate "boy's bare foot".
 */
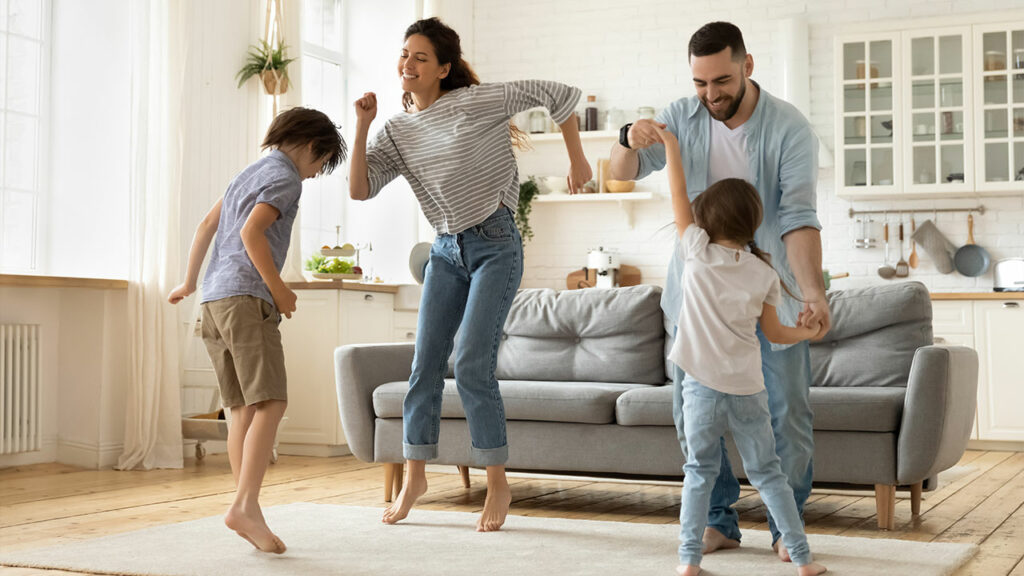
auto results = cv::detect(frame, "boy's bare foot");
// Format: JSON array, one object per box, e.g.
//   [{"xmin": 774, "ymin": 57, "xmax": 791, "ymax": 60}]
[
  {"xmin": 796, "ymin": 561, "xmax": 827, "ymax": 575},
  {"xmin": 382, "ymin": 473, "xmax": 428, "ymax": 525},
  {"xmin": 676, "ymin": 564, "xmax": 701, "ymax": 575},
  {"xmin": 702, "ymin": 526, "xmax": 740, "ymax": 554},
  {"xmin": 224, "ymin": 504, "xmax": 286, "ymax": 554},
  {"xmin": 773, "ymin": 539, "xmax": 792, "ymax": 562},
  {"xmin": 476, "ymin": 479, "xmax": 511, "ymax": 532}
]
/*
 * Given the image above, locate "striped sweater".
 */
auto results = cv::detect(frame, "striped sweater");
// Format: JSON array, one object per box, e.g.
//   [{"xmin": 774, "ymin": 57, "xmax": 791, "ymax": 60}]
[{"xmin": 364, "ymin": 80, "xmax": 581, "ymax": 235}]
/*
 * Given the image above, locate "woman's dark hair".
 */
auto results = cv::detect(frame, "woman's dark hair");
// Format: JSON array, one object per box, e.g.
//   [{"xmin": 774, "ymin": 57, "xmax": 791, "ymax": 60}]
[
  {"xmin": 402, "ymin": 17, "xmax": 528, "ymax": 149},
  {"xmin": 688, "ymin": 21, "xmax": 747, "ymax": 61},
  {"xmin": 261, "ymin": 107, "xmax": 347, "ymax": 175},
  {"xmin": 693, "ymin": 178, "xmax": 800, "ymax": 300}
]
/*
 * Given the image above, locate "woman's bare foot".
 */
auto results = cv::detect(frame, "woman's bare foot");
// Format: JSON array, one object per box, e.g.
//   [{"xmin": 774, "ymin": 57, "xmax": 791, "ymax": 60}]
[
  {"xmin": 773, "ymin": 539, "xmax": 792, "ymax": 562},
  {"xmin": 224, "ymin": 503, "xmax": 286, "ymax": 554},
  {"xmin": 796, "ymin": 561, "xmax": 827, "ymax": 575},
  {"xmin": 477, "ymin": 466, "xmax": 511, "ymax": 532},
  {"xmin": 702, "ymin": 526, "xmax": 740, "ymax": 554},
  {"xmin": 382, "ymin": 465, "xmax": 428, "ymax": 525},
  {"xmin": 676, "ymin": 564, "xmax": 701, "ymax": 575}
]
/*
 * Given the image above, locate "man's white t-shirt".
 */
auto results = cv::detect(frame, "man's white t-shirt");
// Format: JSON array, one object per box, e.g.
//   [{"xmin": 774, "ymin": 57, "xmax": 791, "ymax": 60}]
[
  {"xmin": 668, "ymin": 224, "xmax": 781, "ymax": 395},
  {"xmin": 708, "ymin": 118, "xmax": 751, "ymax": 184}
]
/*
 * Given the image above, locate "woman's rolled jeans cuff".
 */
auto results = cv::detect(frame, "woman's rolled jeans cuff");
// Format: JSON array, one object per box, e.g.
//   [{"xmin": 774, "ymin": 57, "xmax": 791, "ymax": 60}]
[{"xmin": 403, "ymin": 442, "xmax": 509, "ymax": 467}]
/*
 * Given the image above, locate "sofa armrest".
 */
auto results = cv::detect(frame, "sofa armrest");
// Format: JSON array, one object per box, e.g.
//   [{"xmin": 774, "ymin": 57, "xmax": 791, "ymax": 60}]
[
  {"xmin": 897, "ymin": 345, "xmax": 978, "ymax": 485},
  {"xmin": 334, "ymin": 343, "xmax": 415, "ymax": 463}
]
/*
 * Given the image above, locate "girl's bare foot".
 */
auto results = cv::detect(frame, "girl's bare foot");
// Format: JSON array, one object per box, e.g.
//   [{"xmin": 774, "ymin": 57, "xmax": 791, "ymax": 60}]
[
  {"xmin": 773, "ymin": 539, "xmax": 792, "ymax": 562},
  {"xmin": 702, "ymin": 526, "xmax": 740, "ymax": 554},
  {"xmin": 676, "ymin": 564, "xmax": 701, "ymax": 575},
  {"xmin": 382, "ymin": 470, "xmax": 428, "ymax": 525},
  {"xmin": 476, "ymin": 481, "xmax": 511, "ymax": 532},
  {"xmin": 797, "ymin": 561, "xmax": 827, "ymax": 575},
  {"xmin": 224, "ymin": 504, "xmax": 286, "ymax": 554}
]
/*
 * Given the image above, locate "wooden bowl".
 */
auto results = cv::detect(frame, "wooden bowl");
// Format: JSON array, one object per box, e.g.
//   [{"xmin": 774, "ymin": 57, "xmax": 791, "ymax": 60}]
[{"xmin": 605, "ymin": 179, "xmax": 635, "ymax": 193}]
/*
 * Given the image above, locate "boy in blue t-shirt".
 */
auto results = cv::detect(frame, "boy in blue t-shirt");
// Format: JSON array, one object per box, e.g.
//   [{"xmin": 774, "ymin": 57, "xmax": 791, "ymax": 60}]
[{"xmin": 168, "ymin": 107, "xmax": 346, "ymax": 554}]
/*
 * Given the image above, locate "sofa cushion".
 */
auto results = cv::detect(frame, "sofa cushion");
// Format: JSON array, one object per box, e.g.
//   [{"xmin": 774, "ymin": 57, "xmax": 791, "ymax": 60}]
[
  {"xmin": 810, "ymin": 281, "xmax": 932, "ymax": 388},
  {"xmin": 493, "ymin": 286, "xmax": 667, "ymax": 385},
  {"xmin": 616, "ymin": 384, "xmax": 674, "ymax": 426},
  {"xmin": 372, "ymin": 379, "xmax": 648, "ymax": 425},
  {"xmin": 810, "ymin": 387, "xmax": 905, "ymax": 432}
]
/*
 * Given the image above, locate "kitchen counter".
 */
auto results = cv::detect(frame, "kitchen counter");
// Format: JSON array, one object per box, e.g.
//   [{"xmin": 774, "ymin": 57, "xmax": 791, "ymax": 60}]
[
  {"xmin": 285, "ymin": 280, "xmax": 402, "ymax": 294},
  {"xmin": 930, "ymin": 292, "xmax": 1024, "ymax": 300}
]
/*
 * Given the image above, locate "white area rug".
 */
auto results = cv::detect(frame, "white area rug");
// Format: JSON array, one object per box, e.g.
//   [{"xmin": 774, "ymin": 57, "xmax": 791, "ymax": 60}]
[{"xmin": 0, "ymin": 503, "xmax": 976, "ymax": 576}]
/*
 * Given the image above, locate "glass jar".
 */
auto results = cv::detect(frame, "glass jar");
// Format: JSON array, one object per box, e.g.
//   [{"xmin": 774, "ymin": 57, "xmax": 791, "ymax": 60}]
[
  {"xmin": 605, "ymin": 108, "xmax": 624, "ymax": 130},
  {"xmin": 637, "ymin": 106, "xmax": 656, "ymax": 121},
  {"xmin": 529, "ymin": 109, "xmax": 547, "ymax": 134}
]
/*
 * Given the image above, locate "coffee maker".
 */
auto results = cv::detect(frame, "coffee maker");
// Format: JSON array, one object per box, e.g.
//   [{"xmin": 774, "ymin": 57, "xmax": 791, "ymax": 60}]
[{"xmin": 587, "ymin": 247, "xmax": 620, "ymax": 288}]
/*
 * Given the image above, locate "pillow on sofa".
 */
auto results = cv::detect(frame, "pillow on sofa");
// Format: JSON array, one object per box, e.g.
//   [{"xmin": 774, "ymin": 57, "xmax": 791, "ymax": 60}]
[
  {"xmin": 493, "ymin": 285, "xmax": 667, "ymax": 385},
  {"xmin": 809, "ymin": 281, "xmax": 932, "ymax": 388}
]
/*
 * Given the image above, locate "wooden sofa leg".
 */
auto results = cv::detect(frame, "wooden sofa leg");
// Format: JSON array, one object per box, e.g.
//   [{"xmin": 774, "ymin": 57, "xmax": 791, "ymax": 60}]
[
  {"xmin": 910, "ymin": 481, "xmax": 922, "ymax": 516},
  {"xmin": 458, "ymin": 465, "xmax": 471, "ymax": 488},
  {"xmin": 874, "ymin": 484, "xmax": 896, "ymax": 530},
  {"xmin": 383, "ymin": 463, "xmax": 396, "ymax": 503},
  {"xmin": 394, "ymin": 462, "xmax": 404, "ymax": 502}
]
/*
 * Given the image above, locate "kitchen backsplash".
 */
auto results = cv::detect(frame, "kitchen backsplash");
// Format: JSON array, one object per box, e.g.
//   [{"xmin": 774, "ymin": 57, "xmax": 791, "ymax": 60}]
[{"xmin": 469, "ymin": 0, "xmax": 1024, "ymax": 293}]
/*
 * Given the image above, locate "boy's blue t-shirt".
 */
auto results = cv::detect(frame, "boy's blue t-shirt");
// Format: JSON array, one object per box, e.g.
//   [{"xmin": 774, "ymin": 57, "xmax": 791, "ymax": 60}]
[{"xmin": 201, "ymin": 150, "xmax": 302, "ymax": 308}]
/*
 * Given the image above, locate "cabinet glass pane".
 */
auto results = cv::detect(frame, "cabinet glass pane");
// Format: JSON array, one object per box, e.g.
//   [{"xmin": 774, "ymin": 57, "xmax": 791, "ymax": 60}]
[
  {"xmin": 845, "ymin": 116, "xmax": 866, "ymax": 144},
  {"xmin": 940, "ymin": 110, "xmax": 963, "ymax": 140},
  {"xmin": 846, "ymin": 148, "xmax": 867, "ymax": 186},
  {"xmin": 985, "ymin": 109, "xmax": 1008, "ymax": 139},
  {"xmin": 870, "ymin": 40, "xmax": 892, "ymax": 78},
  {"xmin": 983, "ymin": 32, "xmax": 1007, "ymax": 72},
  {"xmin": 1014, "ymin": 74, "xmax": 1024, "ymax": 103},
  {"xmin": 985, "ymin": 76, "xmax": 1008, "ymax": 105},
  {"xmin": 911, "ymin": 37, "xmax": 934, "ymax": 76},
  {"xmin": 939, "ymin": 80, "xmax": 963, "ymax": 107},
  {"xmin": 940, "ymin": 145, "xmax": 964, "ymax": 183},
  {"xmin": 913, "ymin": 112, "xmax": 935, "ymax": 142},
  {"xmin": 939, "ymin": 35, "xmax": 962, "ymax": 75},
  {"xmin": 870, "ymin": 82, "xmax": 893, "ymax": 112},
  {"xmin": 1014, "ymin": 108, "xmax": 1024, "ymax": 137},
  {"xmin": 1015, "ymin": 143, "xmax": 1024, "ymax": 182},
  {"xmin": 844, "ymin": 43, "xmax": 865, "ymax": 81},
  {"xmin": 1014, "ymin": 31, "xmax": 1024, "ymax": 70},
  {"xmin": 844, "ymin": 85, "xmax": 865, "ymax": 113},
  {"xmin": 871, "ymin": 114, "xmax": 892, "ymax": 144},
  {"xmin": 871, "ymin": 148, "xmax": 893, "ymax": 186},
  {"xmin": 913, "ymin": 80, "xmax": 935, "ymax": 109},
  {"xmin": 985, "ymin": 142, "xmax": 1009, "ymax": 182},
  {"xmin": 913, "ymin": 147, "xmax": 936, "ymax": 184}
]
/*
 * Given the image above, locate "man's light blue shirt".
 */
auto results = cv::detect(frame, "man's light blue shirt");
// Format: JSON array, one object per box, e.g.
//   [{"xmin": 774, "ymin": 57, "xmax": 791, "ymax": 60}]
[{"xmin": 637, "ymin": 83, "xmax": 821, "ymax": 343}]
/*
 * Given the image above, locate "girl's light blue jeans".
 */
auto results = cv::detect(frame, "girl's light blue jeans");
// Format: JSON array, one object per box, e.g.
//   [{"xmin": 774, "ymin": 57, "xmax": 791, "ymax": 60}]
[
  {"xmin": 678, "ymin": 377, "xmax": 813, "ymax": 567},
  {"xmin": 402, "ymin": 207, "xmax": 523, "ymax": 467}
]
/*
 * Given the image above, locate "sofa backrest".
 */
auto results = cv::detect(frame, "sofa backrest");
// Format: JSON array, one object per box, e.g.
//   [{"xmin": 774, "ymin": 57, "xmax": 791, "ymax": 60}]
[
  {"xmin": 494, "ymin": 285, "xmax": 666, "ymax": 385},
  {"xmin": 810, "ymin": 281, "xmax": 933, "ymax": 388}
]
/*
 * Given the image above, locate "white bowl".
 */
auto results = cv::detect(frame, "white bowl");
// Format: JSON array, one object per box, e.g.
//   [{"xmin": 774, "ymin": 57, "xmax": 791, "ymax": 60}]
[{"xmin": 541, "ymin": 175, "xmax": 568, "ymax": 195}]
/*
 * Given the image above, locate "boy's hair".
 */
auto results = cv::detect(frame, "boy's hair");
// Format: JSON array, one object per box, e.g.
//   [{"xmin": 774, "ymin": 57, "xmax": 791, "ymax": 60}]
[
  {"xmin": 261, "ymin": 107, "xmax": 348, "ymax": 175},
  {"xmin": 692, "ymin": 178, "xmax": 800, "ymax": 300},
  {"xmin": 688, "ymin": 21, "xmax": 747, "ymax": 61}
]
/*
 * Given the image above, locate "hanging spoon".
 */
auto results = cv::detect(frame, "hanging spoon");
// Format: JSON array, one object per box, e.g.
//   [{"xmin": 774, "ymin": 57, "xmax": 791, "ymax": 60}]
[{"xmin": 909, "ymin": 216, "xmax": 919, "ymax": 269}]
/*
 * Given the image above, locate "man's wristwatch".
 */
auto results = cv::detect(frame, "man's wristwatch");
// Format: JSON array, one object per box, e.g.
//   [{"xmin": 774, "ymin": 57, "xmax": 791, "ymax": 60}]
[{"xmin": 619, "ymin": 123, "xmax": 633, "ymax": 149}]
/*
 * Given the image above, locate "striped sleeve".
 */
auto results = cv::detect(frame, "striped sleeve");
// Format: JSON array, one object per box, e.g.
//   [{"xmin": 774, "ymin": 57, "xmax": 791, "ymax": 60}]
[
  {"xmin": 364, "ymin": 124, "xmax": 403, "ymax": 199},
  {"xmin": 501, "ymin": 80, "xmax": 581, "ymax": 124}
]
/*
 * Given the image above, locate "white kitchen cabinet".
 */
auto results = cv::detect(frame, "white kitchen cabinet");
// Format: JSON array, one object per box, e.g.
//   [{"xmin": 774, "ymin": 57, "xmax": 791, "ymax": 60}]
[
  {"xmin": 973, "ymin": 299, "xmax": 1024, "ymax": 442},
  {"xmin": 931, "ymin": 300, "xmax": 979, "ymax": 440},
  {"xmin": 973, "ymin": 22, "xmax": 1024, "ymax": 192},
  {"xmin": 340, "ymin": 290, "xmax": 394, "ymax": 345}
]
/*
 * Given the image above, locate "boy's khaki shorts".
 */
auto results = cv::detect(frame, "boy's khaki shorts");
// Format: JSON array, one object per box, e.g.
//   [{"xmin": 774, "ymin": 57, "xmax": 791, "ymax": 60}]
[{"xmin": 201, "ymin": 295, "xmax": 287, "ymax": 408}]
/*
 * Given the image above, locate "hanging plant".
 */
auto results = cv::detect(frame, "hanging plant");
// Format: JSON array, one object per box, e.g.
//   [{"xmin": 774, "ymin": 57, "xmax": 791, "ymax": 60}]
[
  {"xmin": 235, "ymin": 39, "xmax": 296, "ymax": 95},
  {"xmin": 516, "ymin": 177, "xmax": 540, "ymax": 244}
]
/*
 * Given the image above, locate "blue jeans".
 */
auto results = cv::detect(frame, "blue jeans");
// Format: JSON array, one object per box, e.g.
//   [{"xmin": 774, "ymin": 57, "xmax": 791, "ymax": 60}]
[
  {"xmin": 678, "ymin": 378, "xmax": 812, "ymax": 567},
  {"xmin": 671, "ymin": 327, "xmax": 814, "ymax": 545},
  {"xmin": 403, "ymin": 207, "xmax": 523, "ymax": 467}
]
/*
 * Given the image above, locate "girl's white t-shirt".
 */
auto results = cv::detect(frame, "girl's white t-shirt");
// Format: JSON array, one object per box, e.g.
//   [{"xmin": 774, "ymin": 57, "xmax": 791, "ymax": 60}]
[{"xmin": 668, "ymin": 224, "xmax": 781, "ymax": 395}]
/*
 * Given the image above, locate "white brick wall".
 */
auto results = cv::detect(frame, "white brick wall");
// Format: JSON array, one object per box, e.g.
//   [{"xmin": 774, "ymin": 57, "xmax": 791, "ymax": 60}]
[{"xmin": 467, "ymin": 0, "xmax": 1024, "ymax": 293}]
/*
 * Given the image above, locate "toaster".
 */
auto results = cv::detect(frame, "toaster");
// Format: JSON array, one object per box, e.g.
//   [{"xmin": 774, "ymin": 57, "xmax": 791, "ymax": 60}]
[{"xmin": 994, "ymin": 258, "xmax": 1024, "ymax": 292}]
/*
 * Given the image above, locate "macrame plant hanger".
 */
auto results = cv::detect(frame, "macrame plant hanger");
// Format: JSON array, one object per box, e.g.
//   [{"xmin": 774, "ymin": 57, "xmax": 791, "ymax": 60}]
[{"xmin": 264, "ymin": 0, "xmax": 285, "ymax": 116}]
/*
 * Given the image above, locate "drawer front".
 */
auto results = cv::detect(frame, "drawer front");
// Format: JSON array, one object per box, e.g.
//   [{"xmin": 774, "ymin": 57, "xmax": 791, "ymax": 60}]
[{"xmin": 931, "ymin": 301, "xmax": 974, "ymax": 335}]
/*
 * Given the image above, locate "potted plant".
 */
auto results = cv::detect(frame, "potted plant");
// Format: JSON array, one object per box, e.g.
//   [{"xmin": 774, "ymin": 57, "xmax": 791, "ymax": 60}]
[
  {"xmin": 516, "ymin": 177, "xmax": 540, "ymax": 244},
  {"xmin": 235, "ymin": 39, "xmax": 296, "ymax": 95}
]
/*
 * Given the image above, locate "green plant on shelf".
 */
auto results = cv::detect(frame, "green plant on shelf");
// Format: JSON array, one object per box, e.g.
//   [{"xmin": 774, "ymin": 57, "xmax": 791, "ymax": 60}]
[{"xmin": 516, "ymin": 177, "xmax": 539, "ymax": 244}]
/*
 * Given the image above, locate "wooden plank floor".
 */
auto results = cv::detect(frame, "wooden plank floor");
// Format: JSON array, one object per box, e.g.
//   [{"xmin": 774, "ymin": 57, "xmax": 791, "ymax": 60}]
[{"xmin": 0, "ymin": 449, "xmax": 1021, "ymax": 575}]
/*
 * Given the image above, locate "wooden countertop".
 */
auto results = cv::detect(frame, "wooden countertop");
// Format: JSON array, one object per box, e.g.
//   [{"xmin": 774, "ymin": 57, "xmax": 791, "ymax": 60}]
[
  {"xmin": 0, "ymin": 274, "xmax": 129, "ymax": 290},
  {"xmin": 285, "ymin": 280, "xmax": 402, "ymax": 294},
  {"xmin": 931, "ymin": 292, "xmax": 1024, "ymax": 300}
]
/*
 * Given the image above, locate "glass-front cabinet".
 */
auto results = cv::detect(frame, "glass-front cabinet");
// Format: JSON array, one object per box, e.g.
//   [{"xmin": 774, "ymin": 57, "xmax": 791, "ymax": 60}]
[
  {"xmin": 836, "ymin": 34, "xmax": 900, "ymax": 197},
  {"xmin": 974, "ymin": 23, "xmax": 1024, "ymax": 192}
]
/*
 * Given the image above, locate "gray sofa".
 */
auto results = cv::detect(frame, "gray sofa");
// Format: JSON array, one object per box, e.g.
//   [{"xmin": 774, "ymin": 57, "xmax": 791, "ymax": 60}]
[{"xmin": 335, "ymin": 281, "xmax": 978, "ymax": 529}]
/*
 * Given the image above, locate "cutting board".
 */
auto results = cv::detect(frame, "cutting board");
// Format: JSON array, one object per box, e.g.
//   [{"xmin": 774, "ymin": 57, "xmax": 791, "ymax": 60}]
[{"xmin": 566, "ymin": 265, "xmax": 642, "ymax": 290}]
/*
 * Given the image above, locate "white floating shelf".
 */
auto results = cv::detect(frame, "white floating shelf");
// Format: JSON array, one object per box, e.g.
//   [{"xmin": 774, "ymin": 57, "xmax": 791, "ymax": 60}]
[
  {"xmin": 532, "ymin": 191, "xmax": 658, "ymax": 229},
  {"xmin": 527, "ymin": 130, "xmax": 618, "ymax": 142}
]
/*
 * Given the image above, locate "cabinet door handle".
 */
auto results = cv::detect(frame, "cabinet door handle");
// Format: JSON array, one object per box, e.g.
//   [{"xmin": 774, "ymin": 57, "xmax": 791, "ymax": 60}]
[
  {"xmin": 364, "ymin": 294, "xmax": 374, "ymax": 302},
  {"xmin": 1004, "ymin": 302, "xmax": 1020, "ymax": 309},
  {"xmin": 406, "ymin": 332, "xmax": 415, "ymax": 339}
]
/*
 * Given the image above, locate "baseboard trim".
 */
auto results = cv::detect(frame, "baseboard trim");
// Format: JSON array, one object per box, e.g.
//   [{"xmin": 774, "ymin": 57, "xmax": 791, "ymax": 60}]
[
  {"xmin": 276, "ymin": 443, "xmax": 351, "ymax": 457},
  {"xmin": 57, "ymin": 439, "xmax": 123, "ymax": 470},
  {"xmin": 0, "ymin": 437, "xmax": 58, "ymax": 468}
]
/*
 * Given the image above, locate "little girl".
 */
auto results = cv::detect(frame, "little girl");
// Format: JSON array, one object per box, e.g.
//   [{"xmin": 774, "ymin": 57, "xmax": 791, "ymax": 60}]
[{"xmin": 656, "ymin": 126, "xmax": 827, "ymax": 576}]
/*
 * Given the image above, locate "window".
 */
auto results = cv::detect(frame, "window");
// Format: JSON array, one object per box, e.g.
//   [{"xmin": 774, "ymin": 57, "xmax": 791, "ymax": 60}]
[{"xmin": 0, "ymin": 0, "xmax": 50, "ymax": 272}]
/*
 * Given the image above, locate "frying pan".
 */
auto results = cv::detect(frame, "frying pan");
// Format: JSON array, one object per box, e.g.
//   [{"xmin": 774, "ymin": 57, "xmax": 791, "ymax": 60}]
[{"xmin": 953, "ymin": 214, "xmax": 991, "ymax": 277}]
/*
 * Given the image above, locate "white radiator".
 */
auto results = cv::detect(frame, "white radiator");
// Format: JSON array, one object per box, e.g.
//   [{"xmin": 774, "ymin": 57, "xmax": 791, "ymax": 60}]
[{"xmin": 1, "ymin": 324, "xmax": 41, "ymax": 455}]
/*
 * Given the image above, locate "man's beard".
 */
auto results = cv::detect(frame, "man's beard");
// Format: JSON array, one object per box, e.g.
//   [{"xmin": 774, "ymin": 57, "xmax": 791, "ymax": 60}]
[{"xmin": 702, "ymin": 76, "xmax": 746, "ymax": 122}]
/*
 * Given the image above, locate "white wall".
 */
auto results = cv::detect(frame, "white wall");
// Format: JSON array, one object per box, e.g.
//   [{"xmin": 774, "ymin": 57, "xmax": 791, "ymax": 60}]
[{"xmin": 465, "ymin": 0, "xmax": 1024, "ymax": 292}]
